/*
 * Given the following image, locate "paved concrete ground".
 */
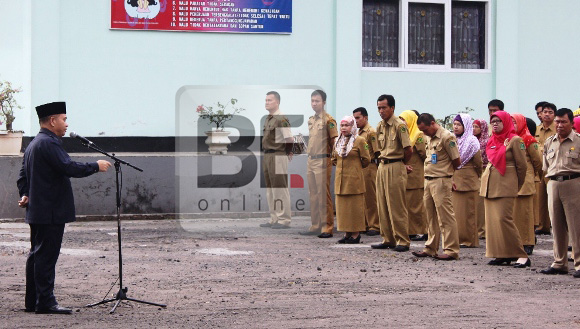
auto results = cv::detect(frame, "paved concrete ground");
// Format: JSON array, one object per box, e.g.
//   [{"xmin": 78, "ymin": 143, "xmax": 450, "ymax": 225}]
[{"xmin": 0, "ymin": 216, "xmax": 578, "ymax": 328}]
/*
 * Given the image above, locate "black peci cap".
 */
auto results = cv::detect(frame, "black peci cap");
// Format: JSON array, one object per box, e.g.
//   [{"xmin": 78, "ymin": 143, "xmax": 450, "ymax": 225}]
[{"xmin": 36, "ymin": 102, "xmax": 66, "ymax": 119}]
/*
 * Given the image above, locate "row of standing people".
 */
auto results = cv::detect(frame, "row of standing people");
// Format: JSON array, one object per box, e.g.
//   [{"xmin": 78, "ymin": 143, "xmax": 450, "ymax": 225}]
[{"xmin": 260, "ymin": 91, "xmax": 580, "ymax": 277}]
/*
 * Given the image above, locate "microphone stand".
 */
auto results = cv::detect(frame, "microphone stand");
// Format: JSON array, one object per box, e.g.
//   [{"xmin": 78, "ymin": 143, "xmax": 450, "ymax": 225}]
[{"xmin": 80, "ymin": 141, "xmax": 166, "ymax": 313}]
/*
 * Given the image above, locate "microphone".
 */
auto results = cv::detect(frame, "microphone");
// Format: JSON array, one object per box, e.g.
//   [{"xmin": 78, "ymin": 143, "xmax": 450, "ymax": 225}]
[{"xmin": 69, "ymin": 131, "xmax": 94, "ymax": 145}]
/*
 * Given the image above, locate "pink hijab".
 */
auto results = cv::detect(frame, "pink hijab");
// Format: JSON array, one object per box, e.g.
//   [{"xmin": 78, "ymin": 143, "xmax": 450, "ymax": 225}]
[{"xmin": 574, "ymin": 117, "xmax": 580, "ymax": 132}]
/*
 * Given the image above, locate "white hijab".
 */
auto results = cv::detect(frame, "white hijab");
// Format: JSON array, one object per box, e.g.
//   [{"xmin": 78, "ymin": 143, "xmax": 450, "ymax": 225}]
[{"xmin": 334, "ymin": 116, "xmax": 358, "ymax": 157}]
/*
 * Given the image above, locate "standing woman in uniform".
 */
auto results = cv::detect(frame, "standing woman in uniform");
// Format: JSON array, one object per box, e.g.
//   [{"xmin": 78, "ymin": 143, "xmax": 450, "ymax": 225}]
[
  {"xmin": 480, "ymin": 111, "xmax": 529, "ymax": 267},
  {"xmin": 473, "ymin": 119, "xmax": 489, "ymax": 239},
  {"xmin": 332, "ymin": 116, "xmax": 371, "ymax": 244},
  {"xmin": 510, "ymin": 113, "xmax": 543, "ymax": 255},
  {"xmin": 452, "ymin": 114, "xmax": 483, "ymax": 248},
  {"xmin": 526, "ymin": 118, "xmax": 542, "ymax": 234},
  {"xmin": 399, "ymin": 110, "xmax": 428, "ymax": 241}
]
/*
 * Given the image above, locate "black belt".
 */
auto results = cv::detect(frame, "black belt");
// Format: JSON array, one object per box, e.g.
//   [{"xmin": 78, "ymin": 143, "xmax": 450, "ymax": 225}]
[
  {"xmin": 264, "ymin": 149, "xmax": 282, "ymax": 154},
  {"xmin": 378, "ymin": 158, "xmax": 403, "ymax": 164},
  {"xmin": 309, "ymin": 154, "xmax": 330, "ymax": 159},
  {"xmin": 550, "ymin": 173, "xmax": 580, "ymax": 182},
  {"xmin": 425, "ymin": 176, "xmax": 453, "ymax": 180}
]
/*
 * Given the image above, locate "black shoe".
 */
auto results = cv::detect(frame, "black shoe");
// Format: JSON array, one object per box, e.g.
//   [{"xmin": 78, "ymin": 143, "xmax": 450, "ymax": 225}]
[
  {"xmin": 569, "ymin": 257, "xmax": 574, "ymax": 262},
  {"xmin": 35, "ymin": 304, "xmax": 72, "ymax": 315},
  {"xmin": 345, "ymin": 235, "xmax": 361, "ymax": 244},
  {"xmin": 573, "ymin": 270, "xmax": 580, "ymax": 278},
  {"xmin": 487, "ymin": 258, "xmax": 517, "ymax": 266},
  {"xmin": 524, "ymin": 245, "xmax": 534, "ymax": 255},
  {"xmin": 568, "ymin": 246, "xmax": 573, "ymax": 252},
  {"xmin": 299, "ymin": 231, "xmax": 320, "ymax": 236},
  {"xmin": 337, "ymin": 236, "xmax": 348, "ymax": 244},
  {"xmin": 259, "ymin": 223, "xmax": 272, "ymax": 228},
  {"xmin": 513, "ymin": 259, "xmax": 531, "ymax": 268},
  {"xmin": 539, "ymin": 267, "xmax": 568, "ymax": 275},
  {"xmin": 410, "ymin": 234, "xmax": 428, "ymax": 241},
  {"xmin": 318, "ymin": 232, "xmax": 333, "ymax": 238},
  {"xmin": 366, "ymin": 230, "xmax": 380, "ymax": 236},
  {"xmin": 271, "ymin": 223, "xmax": 290, "ymax": 229},
  {"xmin": 371, "ymin": 243, "xmax": 395, "ymax": 249},
  {"xmin": 535, "ymin": 230, "xmax": 550, "ymax": 235},
  {"xmin": 408, "ymin": 235, "xmax": 418, "ymax": 240},
  {"xmin": 393, "ymin": 245, "xmax": 409, "ymax": 252}
]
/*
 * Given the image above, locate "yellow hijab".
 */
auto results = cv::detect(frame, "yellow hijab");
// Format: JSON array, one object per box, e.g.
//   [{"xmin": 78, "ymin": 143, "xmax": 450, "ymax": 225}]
[{"xmin": 399, "ymin": 110, "xmax": 421, "ymax": 147}]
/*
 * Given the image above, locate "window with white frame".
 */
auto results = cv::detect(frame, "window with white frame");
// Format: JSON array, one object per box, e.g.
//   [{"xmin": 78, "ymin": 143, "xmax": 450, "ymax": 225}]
[{"xmin": 362, "ymin": 0, "xmax": 489, "ymax": 70}]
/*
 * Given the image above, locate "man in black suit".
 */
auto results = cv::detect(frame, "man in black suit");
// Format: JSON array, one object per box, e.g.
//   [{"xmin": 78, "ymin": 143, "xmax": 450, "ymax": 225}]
[{"xmin": 17, "ymin": 102, "xmax": 111, "ymax": 314}]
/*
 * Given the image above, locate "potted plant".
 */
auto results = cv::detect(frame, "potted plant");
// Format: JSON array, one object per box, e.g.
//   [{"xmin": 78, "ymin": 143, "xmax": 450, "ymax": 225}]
[
  {"xmin": 0, "ymin": 80, "xmax": 24, "ymax": 155},
  {"xmin": 196, "ymin": 98, "xmax": 245, "ymax": 154}
]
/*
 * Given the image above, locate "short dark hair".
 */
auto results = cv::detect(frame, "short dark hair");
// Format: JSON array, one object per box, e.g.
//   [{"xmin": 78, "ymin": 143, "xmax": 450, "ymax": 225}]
[
  {"xmin": 353, "ymin": 107, "xmax": 368, "ymax": 117},
  {"xmin": 377, "ymin": 94, "xmax": 395, "ymax": 107},
  {"xmin": 311, "ymin": 89, "xmax": 326, "ymax": 102},
  {"xmin": 526, "ymin": 117, "xmax": 537, "ymax": 136},
  {"xmin": 542, "ymin": 102, "xmax": 557, "ymax": 113},
  {"xmin": 39, "ymin": 115, "xmax": 53, "ymax": 124},
  {"xmin": 488, "ymin": 99, "xmax": 504, "ymax": 110},
  {"xmin": 555, "ymin": 108, "xmax": 573, "ymax": 122},
  {"xmin": 535, "ymin": 101, "xmax": 547, "ymax": 111},
  {"xmin": 267, "ymin": 91, "xmax": 280, "ymax": 102},
  {"xmin": 417, "ymin": 113, "xmax": 436, "ymax": 126}
]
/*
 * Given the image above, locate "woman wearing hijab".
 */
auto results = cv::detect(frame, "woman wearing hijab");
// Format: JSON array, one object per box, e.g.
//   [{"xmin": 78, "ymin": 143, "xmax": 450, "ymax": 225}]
[
  {"xmin": 480, "ymin": 111, "xmax": 529, "ymax": 267},
  {"xmin": 510, "ymin": 113, "xmax": 542, "ymax": 255},
  {"xmin": 473, "ymin": 119, "xmax": 488, "ymax": 240},
  {"xmin": 399, "ymin": 110, "xmax": 428, "ymax": 241},
  {"xmin": 526, "ymin": 118, "xmax": 542, "ymax": 233},
  {"xmin": 332, "ymin": 116, "xmax": 371, "ymax": 244},
  {"xmin": 452, "ymin": 114, "xmax": 483, "ymax": 248},
  {"xmin": 574, "ymin": 116, "xmax": 580, "ymax": 132}
]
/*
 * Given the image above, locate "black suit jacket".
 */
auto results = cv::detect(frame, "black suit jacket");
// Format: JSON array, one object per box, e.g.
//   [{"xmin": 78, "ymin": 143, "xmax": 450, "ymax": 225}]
[{"xmin": 17, "ymin": 128, "xmax": 99, "ymax": 224}]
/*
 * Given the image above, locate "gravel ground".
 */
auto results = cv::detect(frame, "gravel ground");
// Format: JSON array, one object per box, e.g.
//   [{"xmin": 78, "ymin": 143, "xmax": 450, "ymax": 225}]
[{"xmin": 0, "ymin": 216, "xmax": 578, "ymax": 329}]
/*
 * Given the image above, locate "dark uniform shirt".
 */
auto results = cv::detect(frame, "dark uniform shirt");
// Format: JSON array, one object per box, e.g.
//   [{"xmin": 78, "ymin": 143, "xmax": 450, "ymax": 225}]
[{"xmin": 17, "ymin": 128, "xmax": 99, "ymax": 224}]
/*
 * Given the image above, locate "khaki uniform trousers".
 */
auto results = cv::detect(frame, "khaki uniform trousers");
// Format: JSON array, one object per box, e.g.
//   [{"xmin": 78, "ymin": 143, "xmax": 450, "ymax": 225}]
[
  {"xmin": 533, "ymin": 181, "xmax": 540, "ymax": 227},
  {"xmin": 363, "ymin": 163, "xmax": 380, "ymax": 231},
  {"xmin": 547, "ymin": 179, "xmax": 580, "ymax": 271},
  {"xmin": 263, "ymin": 153, "xmax": 291, "ymax": 226},
  {"xmin": 423, "ymin": 178, "xmax": 460, "ymax": 259},
  {"xmin": 406, "ymin": 188, "xmax": 427, "ymax": 235},
  {"xmin": 537, "ymin": 179, "xmax": 551, "ymax": 232},
  {"xmin": 307, "ymin": 157, "xmax": 334, "ymax": 234},
  {"xmin": 376, "ymin": 161, "xmax": 409, "ymax": 246}
]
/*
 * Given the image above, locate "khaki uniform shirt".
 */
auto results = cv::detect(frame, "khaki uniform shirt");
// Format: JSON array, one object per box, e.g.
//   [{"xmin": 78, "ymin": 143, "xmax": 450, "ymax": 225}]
[
  {"xmin": 307, "ymin": 111, "xmax": 338, "ymax": 156},
  {"xmin": 519, "ymin": 142, "xmax": 542, "ymax": 196},
  {"xmin": 424, "ymin": 127, "xmax": 460, "ymax": 177},
  {"xmin": 535, "ymin": 122, "xmax": 556, "ymax": 154},
  {"xmin": 331, "ymin": 136, "xmax": 371, "ymax": 195},
  {"xmin": 453, "ymin": 151, "xmax": 483, "ymax": 191},
  {"xmin": 407, "ymin": 132, "xmax": 427, "ymax": 189},
  {"xmin": 480, "ymin": 137, "xmax": 527, "ymax": 198},
  {"xmin": 262, "ymin": 110, "xmax": 292, "ymax": 152},
  {"xmin": 359, "ymin": 123, "xmax": 379, "ymax": 158},
  {"xmin": 543, "ymin": 131, "xmax": 580, "ymax": 177},
  {"xmin": 376, "ymin": 115, "xmax": 411, "ymax": 159}
]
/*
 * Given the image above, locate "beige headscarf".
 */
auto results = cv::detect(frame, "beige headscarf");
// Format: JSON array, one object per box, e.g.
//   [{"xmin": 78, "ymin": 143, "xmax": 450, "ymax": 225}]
[{"xmin": 334, "ymin": 116, "xmax": 358, "ymax": 157}]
